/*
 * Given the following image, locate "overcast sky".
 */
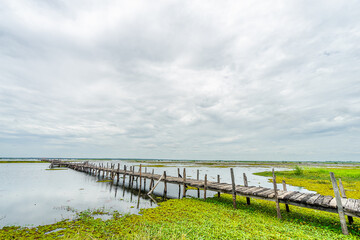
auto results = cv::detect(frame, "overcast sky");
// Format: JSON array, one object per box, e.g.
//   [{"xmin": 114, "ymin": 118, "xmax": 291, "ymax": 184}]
[{"xmin": 0, "ymin": 1, "xmax": 359, "ymax": 161}]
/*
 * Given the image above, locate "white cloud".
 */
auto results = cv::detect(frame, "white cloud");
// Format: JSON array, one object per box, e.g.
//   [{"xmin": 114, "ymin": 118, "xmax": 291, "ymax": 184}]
[{"xmin": 0, "ymin": 0, "xmax": 359, "ymax": 160}]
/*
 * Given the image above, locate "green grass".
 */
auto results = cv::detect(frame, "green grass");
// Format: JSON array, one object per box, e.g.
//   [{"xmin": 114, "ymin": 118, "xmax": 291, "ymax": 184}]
[
  {"xmin": 1, "ymin": 195, "xmax": 360, "ymax": 239},
  {"xmin": 0, "ymin": 161, "xmax": 48, "ymax": 163},
  {"xmin": 255, "ymin": 167, "xmax": 360, "ymax": 198}
]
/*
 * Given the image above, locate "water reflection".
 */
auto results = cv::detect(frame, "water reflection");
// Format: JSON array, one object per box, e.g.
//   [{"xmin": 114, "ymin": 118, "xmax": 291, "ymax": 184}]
[{"xmin": 0, "ymin": 161, "xmax": 313, "ymax": 228}]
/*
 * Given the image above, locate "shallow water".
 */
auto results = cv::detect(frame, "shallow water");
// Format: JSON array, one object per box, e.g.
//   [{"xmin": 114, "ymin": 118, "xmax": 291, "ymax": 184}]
[{"xmin": 0, "ymin": 160, "xmax": 313, "ymax": 228}]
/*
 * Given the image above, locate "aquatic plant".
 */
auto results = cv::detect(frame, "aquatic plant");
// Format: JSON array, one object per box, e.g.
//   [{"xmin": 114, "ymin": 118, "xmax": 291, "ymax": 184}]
[
  {"xmin": 1, "ymin": 196, "xmax": 359, "ymax": 239},
  {"xmin": 294, "ymin": 165, "xmax": 303, "ymax": 175}
]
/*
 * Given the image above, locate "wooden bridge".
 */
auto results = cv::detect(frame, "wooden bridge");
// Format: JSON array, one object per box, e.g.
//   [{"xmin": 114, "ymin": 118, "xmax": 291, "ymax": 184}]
[{"xmin": 50, "ymin": 160, "xmax": 359, "ymax": 235}]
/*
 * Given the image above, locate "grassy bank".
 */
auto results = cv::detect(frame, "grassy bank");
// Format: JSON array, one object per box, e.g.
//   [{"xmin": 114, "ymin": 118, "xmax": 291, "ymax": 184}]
[
  {"xmin": 255, "ymin": 166, "xmax": 360, "ymax": 199},
  {"xmin": 1, "ymin": 194, "xmax": 360, "ymax": 239}
]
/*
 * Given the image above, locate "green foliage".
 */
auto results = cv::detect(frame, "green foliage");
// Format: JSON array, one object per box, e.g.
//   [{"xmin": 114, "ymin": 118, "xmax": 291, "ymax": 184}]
[
  {"xmin": 1, "ymin": 196, "xmax": 360, "ymax": 239},
  {"xmin": 255, "ymin": 166, "xmax": 360, "ymax": 199},
  {"xmin": 294, "ymin": 165, "xmax": 303, "ymax": 175}
]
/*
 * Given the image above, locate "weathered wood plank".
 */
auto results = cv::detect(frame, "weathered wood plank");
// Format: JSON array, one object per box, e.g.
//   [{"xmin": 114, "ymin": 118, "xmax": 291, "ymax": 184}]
[
  {"xmin": 283, "ymin": 191, "xmax": 300, "ymax": 200},
  {"xmin": 314, "ymin": 195, "xmax": 326, "ymax": 206},
  {"xmin": 321, "ymin": 196, "xmax": 333, "ymax": 207},
  {"xmin": 306, "ymin": 194, "xmax": 321, "ymax": 205}
]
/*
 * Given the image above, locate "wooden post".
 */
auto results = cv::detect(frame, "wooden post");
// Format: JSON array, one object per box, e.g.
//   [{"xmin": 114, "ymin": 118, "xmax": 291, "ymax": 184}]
[
  {"xmin": 178, "ymin": 168, "xmax": 181, "ymax": 177},
  {"xmin": 339, "ymin": 179, "xmax": 354, "ymax": 225},
  {"xmin": 282, "ymin": 180, "xmax": 290, "ymax": 212},
  {"xmin": 197, "ymin": 169, "xmax": 200, "ymax": 198},
  {"xmin": 143, "ymin": 168, "xmax": 147, "ymax": 191},
  {"xmin": 137, "ymin": 165, "xmax": 142, "ymax": 209},
  {"xmin": 230, "ymin": 168, "xmax": 237, "ymax": 209},
  {"xmin": 102, "ymin": 163, "xmax": 105, "ymax": 178},
  {"xmin": 330, "ymin": 172, "xmax": 349, "ymax": 235},
  {"xmin": 132, "ymin": 166, "xmax": 135, "ymax": 188},
  {"xmin": 163, "ymin": 171, "xmax": 167, "ymax": 198},
  {"xmin": 243, "ymin": 173, "xmax": 250, "ymax": 205},
  {"xmin": 117, "ymin": 163, "xmax": 120, "ymax": 183},
  {"xmin": 272, "ymin": 168, "xmax": 281, "ymax": 219},
  {"xmin": 217, "ymin": 175, "xmax": 220, "ymax": 198},
  {"xmin": 106, "ymin": 163, "xmax": 109, "ymax": 177},
  {"xmin": 182, "ymin": 168, "xmax": 186, "ymax": 198},
  {"xmin": 123, "ymin": 165, "xmax": 126, "ymax": 187},
  {"xmin": 129, "ymin": 166, "xmax": 133, "ymax": 188},
  {"xmin": 204, "ymin": 174, "xmax": 207, "ymax": 200},
  {"xmin": 138, "ymin": 165, "xmax": 142, "ymax": 192},
  {"xmin": 149, "ymin": 169, "xmax": 154, "ymax": 190}
]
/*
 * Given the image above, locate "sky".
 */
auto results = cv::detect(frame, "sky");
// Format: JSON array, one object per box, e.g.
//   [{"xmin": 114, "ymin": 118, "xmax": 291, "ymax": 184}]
[{"xmin": 0, "ymin": 1, "xmax": 359, "ymax": 161}]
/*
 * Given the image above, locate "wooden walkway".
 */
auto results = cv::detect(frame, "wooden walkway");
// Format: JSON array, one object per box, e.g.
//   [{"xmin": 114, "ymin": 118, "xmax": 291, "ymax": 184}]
[{"xmin": 51, "ymin": 160, "xmax": 359, "ymax": 234}]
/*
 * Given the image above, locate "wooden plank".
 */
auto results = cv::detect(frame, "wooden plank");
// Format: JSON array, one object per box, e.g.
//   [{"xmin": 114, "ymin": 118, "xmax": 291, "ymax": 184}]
[
  {"xmin": 257, "ymin": 189, "xmax": 275, "ymax": 198},
  {"xmin": 243, "ymin": 187, "xmax": 263, "ymax": 195},
  {"xmin": 321, "ymin": 196, "xmax": 333, "ymax": 207},
  {"xmin": 306, "ymin": 194, "xmax": 321, "ymax": 205},
  {"xmin": 345, "ymin": 199, "xmax": 357, "ymax": 212},
  {"xmin": 251, "ymin": 187, "xmax": 268, "ymax": 196},
  {"xmin": 314, "ymin": 195, "xmax": 326, "ymax": 206},
  {"xmin": 289, "ymin": 193, "xmax": 305, "ymax": 202},
  {"xmin": 329, "ymin": 198, "xmax": 337, "ymax": 208},
  {"xmin": 292, "ymin": 193, "xmax": 310, "ymax": 203},
  {"xmin": 299, "ymin": 193, "xmax": 316, "ymax": 204},
  {"xmin": 277, "ymin": 191, "xmax": 294, "ymax": 200},
  {"xmin": 283, "ymin": 191, "xmax": 300, "ymax": 200}
]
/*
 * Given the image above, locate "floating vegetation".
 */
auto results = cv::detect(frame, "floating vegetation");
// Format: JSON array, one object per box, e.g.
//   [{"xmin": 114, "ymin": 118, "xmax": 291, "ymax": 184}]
[
  {"xmin": 96, "ymin": 180, "xmax": 113, "ymax": 183},
  {"xmin": 1, "ymin": 197, "xmax": 359, "ymax": 239},
  {"xmin": 0, "ymin": 161, "xmax": 48, "ymax": 164},
  {"xmin": 45, "ymin": 168, "xmax": 68, "ymax": 171}
]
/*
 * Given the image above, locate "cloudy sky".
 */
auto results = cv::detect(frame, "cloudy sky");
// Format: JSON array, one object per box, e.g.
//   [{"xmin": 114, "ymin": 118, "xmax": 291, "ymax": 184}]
[{"xmin": 0, "ymin": 1, "xmax": 359, "ymax": 161}]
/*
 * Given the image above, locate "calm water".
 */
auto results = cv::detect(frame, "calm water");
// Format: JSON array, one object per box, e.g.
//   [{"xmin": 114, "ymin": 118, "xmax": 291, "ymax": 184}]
[{"xmin": 0, "ymin": 160, "xmax": 313, "ymax": 228}]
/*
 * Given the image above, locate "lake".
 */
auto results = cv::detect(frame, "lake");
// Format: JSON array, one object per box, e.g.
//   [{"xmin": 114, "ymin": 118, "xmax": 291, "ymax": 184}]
[{"xmin": 0, "ymin": 160, "xmax": 313, "ymax": 228}]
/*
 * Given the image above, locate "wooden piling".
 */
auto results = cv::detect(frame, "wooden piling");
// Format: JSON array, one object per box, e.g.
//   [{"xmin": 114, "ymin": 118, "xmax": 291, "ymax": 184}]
[
  {"xmin": 117, "ymin": 163, "xmax": 120, "ymax": 183},
  {"xmin": 138, "ymin": 165, "xmax": 142, "ymax": 192},
  {"xmin": 339, "ymin": 178, "xmax": 354, "ymax": 225},
  {"xmin": 197, "ymin": 169, "xmax": 200, "ymax": 198},
  {"xmin": 123, "ymin": 165, "xmax": 126, "ymax": 186},
  {"xmin": 102, "ymin": 163, "xmax": 105, "ymax": 178},
  {"xmin": 131, "ymin": 166, "xmax": 135, "ymax": 188},
  {"xmin": 217, "ymin": 175, "xmax": 220, "ymax": 198},
  {"xmin": 106, "ymin": 163, "xmax": 109, "ymax": 178},
  {"xmin": 204, "ymin": 174, "xmax": 207, "ymax": 200},
  {"xmin": 243, "ymin": 173, "xmax": 250, "ymax": 205},
  {"xmin": 149, "ymin": 169, "xmax": 154, "ymax": 190},
  {"xmin": 282, "ymin": 180, "xmax": 290, "ymax": 212},
  {"xmin": 330, "ymin": 172, "xmax": 349, "ymax": 235},
  {"xmin": 272, "ymin": 168, "xmax": 281, "ymax": 219},
  {"xmin": 143, "ymin": 168, "xmax": 147, "ymax": 191},
  {"xmin": 182, "ymin": 168, "xmax": 186, "ymax": 198},
  {"xmin": 137, "ymin": 165, "xmax": 142, "ymax": 209},
  {"xmin": 230, "ymin": 168, "xmax": 237, "ymax": 209},
  {"xmin": 164, "ymin": 171, "xmax": 167, "ymax": 197}
]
